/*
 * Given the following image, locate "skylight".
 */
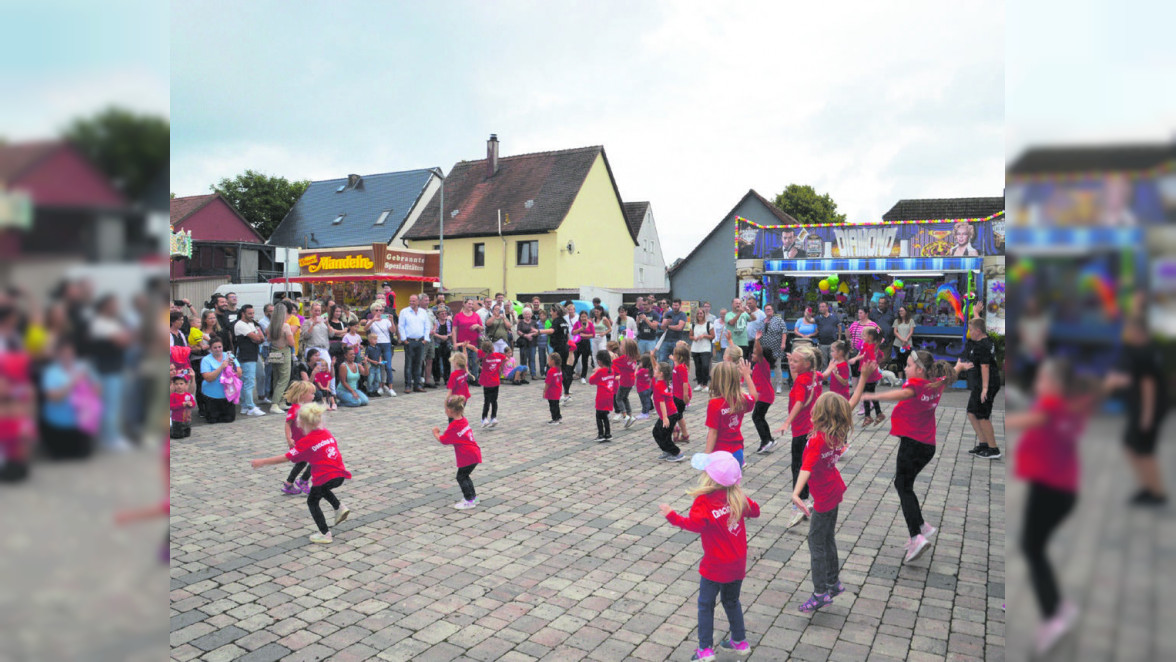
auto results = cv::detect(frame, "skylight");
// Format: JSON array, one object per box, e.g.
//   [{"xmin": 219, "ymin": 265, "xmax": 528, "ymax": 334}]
[
  {"xmin": 332, "ymin": 214, "xmax": 345, "ymax": 225},
  {"xmin": 336, "ymin": 185, "xmax": 346, "ymax": 193},
  {"xmin": 375, "ymin": 210, "xmax": 390, "ymax": 225}
]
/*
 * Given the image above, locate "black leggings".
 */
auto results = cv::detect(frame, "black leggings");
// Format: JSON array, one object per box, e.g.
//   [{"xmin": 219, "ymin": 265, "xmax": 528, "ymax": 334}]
[
  {"xmin": 575, "ymin": 340, "xmax": 592, "ymax": 378},
  {"xmin": 653, "ymin": 413, "xmax": 682, "ymax": 455},
  {"xmin": 596, "ymin": 410, "xmax": 612, "ymax": 438},
  {"xmin": 863, "ymin": 382, "xmax": 881, "ymax": 416},
  {"xmin": 287, "ymin": 462, "xmax": 312, "ymax": 484},
  {"xmin": 894, "ymin": 437, "xmax": 936, "ymax": 537},
  {"xmin": 548, "ymin": 399, "xmax": 562, "ymax": 421},
  {"xmin": 456, "ymin": 464, "xmax": 477, "ymax": 501},
  {"xmin": 692, "ymin": 351, "xmax": 712, "ymax": 387},
  {"xmin": 482, "ymin": 386, "xmax": 499, "ymax": 420},
  {"xmin": 614, "ymin": 386, "xmax": 632, "ymax": 415},
  {"xmin": 791, "ymin": 435, "xmax": 810, "ymax": 500},
  {"xmin": 556, "ymin": 349, "xmax": 572, "ymax": 395},
  {"xmin": 1021, "ymin": 482, "xmax": 1076, "ymax": 618},
  {"xmin": 307, "ymin": 477, "xmax": 344, "ymax": 534},
  {"xmin": 751, "ymin": 401, "xmax": 773, "ymax": 444}
]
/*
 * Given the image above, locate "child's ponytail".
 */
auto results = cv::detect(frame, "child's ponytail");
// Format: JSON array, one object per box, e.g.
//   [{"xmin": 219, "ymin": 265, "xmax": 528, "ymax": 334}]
[{"xmin": 725, "ymin": 483, "xmax": 749, "ymax": 529}]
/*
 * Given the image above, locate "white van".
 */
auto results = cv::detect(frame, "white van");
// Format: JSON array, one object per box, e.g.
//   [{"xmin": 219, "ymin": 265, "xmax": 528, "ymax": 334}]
[{"xmin": 213, "ymin": 282, "xmax": 303, "ymax": 313}]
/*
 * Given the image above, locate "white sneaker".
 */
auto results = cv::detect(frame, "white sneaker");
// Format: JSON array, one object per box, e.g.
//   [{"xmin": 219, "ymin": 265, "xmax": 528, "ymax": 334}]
[
  {"xmin": 624, "ymin": 416, "xmax": 635, "ymax": 429},
  {"xmin": 258, "ymin": 397, "xmax": 272, "ymax": 404},
  {"xmin": 309, "ymin": 531, "xmax": 332, "ymax": 544},
  {"xmin": 103, "ymin": 437, "xmax": 134, "ymax": 453},
  {"xmin": 489, "ymin": 418, "xmax": 498, "ymax": 428},
  {"xmin": 611, "ymin": 413, "xmax": 621, "ymax": 421},
  {"xmin": 454, "ymin": 499, "xmax": 477, "ymax": 510},
  {"xmin": 787, "ymin": 506, "xmax": 805, "ymax": 529},
  {"xmin": 694, "ymin": 384, "xmax": 703, "ymax": 392},
  {"xmin": 920, "ymin": 523, "xmax": 937, "ymax": 539},
  {"xmin": 387, "ymin": 387, "xmax": 397, "ymax": 396},
  {"xmin": 480, "ymin": 419, "xmax": 489, "ymax": 428},
  {"xmin": 775, "ymin": 385, "xmax": 783, "ymax": 394},
  {"xmin": 904, "ymin": 534, "xmax": 930, "ymax": 564},
  {"xmin": 581, "ymin": 378, "xmax": 587, "ymax": 385},
  {"xmin": 247, "ymin": 407, "xmax": 267, "ymax": 417},
  {"xmin": 334, "ymin": 505, "xmax": 350, "ymax": 526}
]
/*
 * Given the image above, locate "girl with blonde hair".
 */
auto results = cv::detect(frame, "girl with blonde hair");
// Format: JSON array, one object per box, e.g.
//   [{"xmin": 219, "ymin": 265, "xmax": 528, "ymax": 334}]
[
  {"xmin": 704, "ymin": 360, "xmax": 758, "ymax": 466},
  {"xmin": 777, "ymin": 345, "xmax": 823, "ymax": 528}
]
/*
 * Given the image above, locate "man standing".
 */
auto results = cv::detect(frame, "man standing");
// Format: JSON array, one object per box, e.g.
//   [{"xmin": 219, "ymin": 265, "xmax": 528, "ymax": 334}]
[
  {"xmin": 815, "ymin": 301, "xmax": 843, "ymax": 364},
  {"xmin": 225, "ymin": 292, "xmax": 241, "ymax": 327},
  {"xmin": 725, "ymin": 299, "xmax": 749, "ymax": 360},
  {"xmin": 419, "ymin": 293, "xmax": 439, "ymax": 387},
  {"xmin": 212, "ymin": 294, "xmax": 235, "ymax": 353},
  {"xmin": 398, "ymin": 295, "xmax": 430, "ymax": 393},
  {"xmin": 257, "ymin": 302, "xmax": 274, "ymax": 404},
  {"xmin": 658, "ymin": 299, "xmax": 688, "ymax": 363},
  {"xmin": 234, "ymin": 304, "xmax": 267, "ymax": 417},
  {"xmin": 382, "ymin": 284, "xmax": 397, "ymax": 317},
  {"xmin": 635, "ymin": 298, "xmax": 659, "ymax": 356},
  {"xmin": 870, "ymin": 296, "xmax": 896, "ymax": 367},
  {"xmin": 743, "ymin": 297, "xmax": 766, "ymax": 359},
  {"xmin": 540, "ymin": 303, "xmax": 573, "ymax": 401},
  {"xmin": 477, "ymin": 298, "xmax": 492, "ymax": 325}
]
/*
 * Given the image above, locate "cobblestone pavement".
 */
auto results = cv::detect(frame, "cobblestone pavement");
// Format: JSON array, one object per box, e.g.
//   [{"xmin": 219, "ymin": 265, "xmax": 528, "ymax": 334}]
[
  {"xmin": 1005, "ymin": 416, "xmax": 1176, "ymax": 662},
  {"xmin": 171, "ymin": 378, "xmax": 1004, "ymax": 661}
]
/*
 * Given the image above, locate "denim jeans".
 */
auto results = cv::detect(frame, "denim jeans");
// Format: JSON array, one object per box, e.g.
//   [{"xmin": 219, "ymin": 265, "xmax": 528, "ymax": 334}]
[
  {"xmin": 377, "ymin": 342, "xmax": 395, "ymax": 386},
  {"xmin": 637, "ymin": 339, "xmax": 656, "ymax": 356},
  {"xmin": 259, "ymin": 344, "xmax": 272, "ymax": 398},
  {"xmin": 337, "ymin": 388, "xmax": 369, "ymax": 407},
  {"xmin": 404, "ymin": 339, "xmax": 425, "ymax": 389},
  {"xmin": 366, "ymin": 364, "xmax": 385, "ymax": 394},
  {"xmin": 697, "ymin": 577, "xmax": 745, "ymax": 650},
  {"xmin": 638, "ymin": 388, "xmax": 653, "ymax": 414},
  {"xmin": 466, "ymin": 346, "xmax": 481, "ymax": 380},
  {"xmin": 98, "ymin": 372, "xmax": 123, "ymax": 444},
  {"xmin": 239, "ymin": 360, "xmax": 258, "ymax": 410},
  {"xmin": 808, "ymin": 506, "xmax": 841, "ymax": 595},
  {"xmin": 657, "ymin": 340, "xmax": 674, "ymax": 363}
]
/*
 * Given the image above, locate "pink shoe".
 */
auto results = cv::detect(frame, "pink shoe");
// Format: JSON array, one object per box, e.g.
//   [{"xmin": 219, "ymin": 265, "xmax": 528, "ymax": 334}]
[
  {"xmin": 1036, "ymin": 601, "xmax": 1078, "ymax": 654},
  {"xmin": 297, "ymin": 479, "xmax": 311, "ymax": 494},
  {"xmin": 281, "ymin": 482, "xmax": 300, "ymax": 495}
]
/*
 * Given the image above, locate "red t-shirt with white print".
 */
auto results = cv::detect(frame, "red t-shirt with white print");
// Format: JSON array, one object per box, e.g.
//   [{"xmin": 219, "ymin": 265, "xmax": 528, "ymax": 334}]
[
  {"xmin": 447, "ymin": 368, "xmax": 471, "ymax": 399},
  {"xmin": 665, "ymin": 490, "xmax": 761, "ymax": 582},
  {"xmin": 672, "ymin": 363, "xmax": 690, "ymax": 401},
  {"xmin": 889, "ymin": 377, "xmax": 945, "ymax": 445},
  {"xmin": 476, "ymin": 350, "xmax": 505, "ymax": 388},
  {"xmin": 439, "ymin": 416, "xmax": 482, "ymax": 467},
  {"xmin": 751, "ymin": 359, "xmax": 774, "ymax": 404},
  {"xmin": 705, "ymin": 394, "xmax": 756, "ymax": 454},
  {"xmin": 653, "ymin": 379, "xmax": 677, "ymax": 417},
  {"xmin": 613, "ymin": 355, "xmax": 636, "ymax": 388},
  {"xmin": 635, "ymin": 367, "xmax": 652, "ymax": 392},
  {"xmin": 802, "ymin": 431, "xmax": 847, "ymax": 512},
  {"xmin": 544, "ymin": 366, "xmax": 563, "ymax": 401},
  {"xmin": 285, "ymin": 428, "xmax": 352, "ymax": 486},
  {"xmin": 788, "ymin": 371, "xmax": 822, "ymax": 436},
  {"xmin": 588, "ymin": 367, "xmax": 618, "ymax": 411},
  {"xmin": 827, "ymin": 361, "xmax": 851, "ymax": 399},
  {"xmin": 285, "ymin": 402, "xmax": 308, "ymax": 443}
]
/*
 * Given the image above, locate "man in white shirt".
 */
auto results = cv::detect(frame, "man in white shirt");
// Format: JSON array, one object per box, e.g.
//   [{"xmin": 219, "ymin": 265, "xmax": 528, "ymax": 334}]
[
  {"xmin": 399, "ymin": 295, "xmax": 431, "ymax": 393},
  {"xmin": 419, "ymin": 293, "xmax": 440, "ymax": 387},
  {"xmin": 233, "ymin": 304, "xmax": 267, "ymax": 416},
  {"xmin": 743, "ymin": 296, "xmax": 766, "ymax": 359}
]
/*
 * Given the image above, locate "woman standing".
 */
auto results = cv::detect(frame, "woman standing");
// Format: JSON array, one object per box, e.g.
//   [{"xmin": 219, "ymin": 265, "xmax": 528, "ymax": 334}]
[
  {"xmin": 453, "ymin": 299, "xmax": 484, "ymax": 384},
  {"xmin": 690, "ymin": 308, "xmax": 715, "ymax": 391},
  {"xmin": 200, "ymin": 339, "xmax": 238, "ymax": 424},
  {"xmin": 759, "ymin": 304, "xmax": 789, "ymax": 393},
  {"xmin": 326, "ymin": 304, "xmax": 347, "ymax": 361},
  {"xmin": 516, "ymin": 308, "xmax": 538, "ymax": 379},
  {"xmin": 540, "ymin": 304, "xmax": 574, "ymax": 399},
  {"xmin": 267, "ymin": 302, "xmax": 295, "ymax": 411},
  {"xmin": 573, "ymin": 311, "xmax": 593, "ymax": 383},
  {"xmin": 485, "ymin": 305, "xmax": 512, "ymax": 354},
  {"xmin": 615, "ymin": 307, "xmax": 636, "ymax": 343},
  {"xmin": 89, "ymin": 295, "xmax": 133, "ymax": 450},
  {"xmin": 591, "ymin": 307, "xmax": 612, "ymax": 360},
  {"xmin": 433, "ymin": 306, "xmax": 454, "ymax": 384},
  {"xmin": 302, "ymin": 302, "xmax": 332, "ymax": 390},
  {"xmin": 793, "ymin": 307, "xmax": 818, "ymax": 350},
  {"xmin": 892, "ymin": 306, "xmax": 915, "ymax": 381},
  {"xmin": 363, "ymin": 302, "xmax": 397, "ymax": 396},
  {"xmin": 335, "ymin": 347, "xmax": 369, "ymax": 407}
]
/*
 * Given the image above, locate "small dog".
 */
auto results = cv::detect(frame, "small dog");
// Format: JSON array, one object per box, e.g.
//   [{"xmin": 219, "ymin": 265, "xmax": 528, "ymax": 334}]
[{"xmin": 877, "ymin": 369, "xmax": 901, "ymax": 386}]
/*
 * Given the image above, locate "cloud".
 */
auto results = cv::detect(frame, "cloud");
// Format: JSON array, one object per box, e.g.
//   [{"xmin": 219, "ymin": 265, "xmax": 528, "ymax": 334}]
[{"xmin": 1, "ymin": 68, "xmax": 169, "ymax": 140}]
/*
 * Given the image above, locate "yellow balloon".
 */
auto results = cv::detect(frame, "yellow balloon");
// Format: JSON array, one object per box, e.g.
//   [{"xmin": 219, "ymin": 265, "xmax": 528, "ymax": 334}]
[
  {"xmin": 838, "ymin": 282, "xmax": 850, "ymax": 294},
  {"xmin": 818, "ymin": 280, "xmax": 830, "ymax": 292}
]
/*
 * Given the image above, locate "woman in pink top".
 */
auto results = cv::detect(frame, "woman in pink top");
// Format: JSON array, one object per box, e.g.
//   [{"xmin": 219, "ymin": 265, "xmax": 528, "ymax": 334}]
[
  {"xmin": 571, "ymin": 311, "xmax": 594, "ymax": 383},
  {"xmin": 852, "ymin": 350, "xmax": 966, "ymax": 564},
  {"xmin": 453, "ymin": 299, "xmax": 484, "ymax": 385}
]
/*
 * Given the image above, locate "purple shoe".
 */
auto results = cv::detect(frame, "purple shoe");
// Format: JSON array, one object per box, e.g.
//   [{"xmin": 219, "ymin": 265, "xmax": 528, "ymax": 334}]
[
  {"xmin": 281, "ymin": 482, "xmax": 301, "ymax": 495},
  {"xmin": 297, "ymin": 479, "xmax": 311, "ymax": 494},
  {"xmin": 799, "ymin": 592, "xmax": 833, "ymax": 613}
]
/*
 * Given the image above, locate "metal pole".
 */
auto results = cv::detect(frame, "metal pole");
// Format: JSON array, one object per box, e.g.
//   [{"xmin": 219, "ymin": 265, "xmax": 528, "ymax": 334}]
[{"xmin": 438, "ymin": 171, "xmax": 444, "ymax": 293}]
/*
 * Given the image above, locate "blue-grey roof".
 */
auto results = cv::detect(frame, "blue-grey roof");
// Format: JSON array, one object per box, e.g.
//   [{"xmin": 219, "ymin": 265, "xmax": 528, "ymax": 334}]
[{"xmin": 267, "ymin": 169, "xmax": 436, "ymax": 248}]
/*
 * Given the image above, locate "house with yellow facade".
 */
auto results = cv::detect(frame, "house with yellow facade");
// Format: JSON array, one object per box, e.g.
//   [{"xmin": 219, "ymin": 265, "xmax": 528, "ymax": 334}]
[{"xmin": 402, "ymin": 135, "xmax": 636, "ymax": 299}]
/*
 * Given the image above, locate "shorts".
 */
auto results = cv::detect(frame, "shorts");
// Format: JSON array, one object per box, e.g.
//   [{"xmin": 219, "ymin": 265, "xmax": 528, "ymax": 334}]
[
  {"xmin": 966, "ymin": 382, "xmax": 1000, "ymax": 420},
  {"xmin": 1125, "ymin": 419, "xmax": 1165, "ymax": 456}
]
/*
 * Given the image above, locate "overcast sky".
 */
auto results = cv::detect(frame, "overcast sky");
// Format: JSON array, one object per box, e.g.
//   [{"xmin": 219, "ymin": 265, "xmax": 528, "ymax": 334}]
[{"xmin": 170, "ymin": 1, "xmax": 1007, "ymax": 262}]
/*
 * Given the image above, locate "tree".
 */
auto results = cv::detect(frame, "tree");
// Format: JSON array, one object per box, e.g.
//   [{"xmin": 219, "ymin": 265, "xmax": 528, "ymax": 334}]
[
  {"xmin": 64, "ymin": 107, "xmax": 170, "ymax": 201},
  {"xmin": 772, "ymin": 184, "xmax": 847, "ymax": 225},
  {"xmin": 212, "ymin": 170, "xmax": 309, "ymax": 240}
]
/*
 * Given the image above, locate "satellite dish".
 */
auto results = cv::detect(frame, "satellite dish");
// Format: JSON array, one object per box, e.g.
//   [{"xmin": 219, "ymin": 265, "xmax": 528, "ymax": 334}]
[{"xmin": 566, "ymin": 240, "xmax": 575, "ymax": 253}]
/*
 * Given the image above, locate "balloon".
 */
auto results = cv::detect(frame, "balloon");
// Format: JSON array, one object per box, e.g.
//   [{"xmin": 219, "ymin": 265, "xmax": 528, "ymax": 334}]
[
  {"xmin": 827, "ymin": 274, "xmax": 839, "ymax": 287},
  {"xmin": 885, "ymin": 286, "xmax": 895, "ymax": 296},
  {"xmin": 838, "ymin": 282, "xmax": 850, "ymax": 294},
  {"xmin": 818, "ymin": 280, "xmax": 830, "ymax": 292},
  {"xmin": 512, "ymin": 300, "xmax": 524, "ymax": 315},
  {"xmin": 893, "ymin": 280, "xmax": 904, "ymax": 290}
]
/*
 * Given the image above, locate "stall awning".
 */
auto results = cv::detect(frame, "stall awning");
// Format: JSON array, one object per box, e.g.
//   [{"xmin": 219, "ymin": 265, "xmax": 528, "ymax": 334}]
[
  {"xmin": 765, "ymin": 257, "xmax": 981, "ymax": 275},
  {"xmin": 1007, "ymin": 227, "xmax": 1141, "ymax": 255},
  {"xmin": 269, "ymin": 274, "xmax": 438, "ymax": 283}
]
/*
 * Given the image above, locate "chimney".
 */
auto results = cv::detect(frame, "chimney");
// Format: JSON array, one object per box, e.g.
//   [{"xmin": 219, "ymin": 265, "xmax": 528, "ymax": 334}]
[
  {"xmin": 347, "ymin": 174, "xmax": 363, "ymax": 189},
  {"xmin": 487, "ymin": 134, "xmax": 499, "ymax": 178}
]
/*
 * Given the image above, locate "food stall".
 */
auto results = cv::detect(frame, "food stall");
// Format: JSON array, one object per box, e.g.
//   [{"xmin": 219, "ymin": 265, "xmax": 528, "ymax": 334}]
[
  {"xmin": 269, "ymin": 243, "xmax": 440, "ymax": 311},
  {"xmin": 735, "ymin": 212, "xmax": 1003, "ymax": 363}
]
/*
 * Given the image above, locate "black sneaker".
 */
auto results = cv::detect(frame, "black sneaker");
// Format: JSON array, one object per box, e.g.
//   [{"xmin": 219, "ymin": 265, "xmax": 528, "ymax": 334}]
[
  {"xmin": 598, "ymin": 436, "xmax": 612, "ymax": 443},
  {"xmin": 1129, "ymin": 490, "xmax": 1168, "ymax": 507},
  {"xmin": 967, "ymin": 444, "xmax": 985, "ymax": 455},
  {"xmin": 977, "ymin": 446, "xmax": 1002, "ymax": 459}
]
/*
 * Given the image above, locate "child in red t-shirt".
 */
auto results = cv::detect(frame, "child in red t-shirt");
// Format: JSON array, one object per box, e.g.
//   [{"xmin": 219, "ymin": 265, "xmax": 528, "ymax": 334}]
[
  {"xmin": 749, "ymin": 339, "xmax": 776, "ymax": 455},
  {"xmin": 588, "ymin": 351, "xmax": 618, "ymax": 442},
  {"xmin": 432, "ymin": 395, "xmax": 483, "ymax": 510},
  {"xmin": 704, "ymin": 360, "xmax": 758, "ymax": 467},
  {"xmin": 636, "ymin": 353, "xmax": 655, "ymax": 419},
  {"xmin": 852, "ymin": 350, "xmax": 963, "ymax": 564},
  {"xmin": 279, "ymin": 381, "xmax": 316, "ymax": 494},
  {"xmin": 660, "ymin": 450, "xmax": 760, "ymax": 660},
  {"xmin": 611, "ymin": 339, "xmax": 639, "ymax": 428},
  {"xmin": 311, "ymin": 358, "xmax": 336, "ymax": 410},
  {"xmin": 672, "ymin": 343, "xmax": 693, "ymax": 443},
  {"xmin": 848, "ymin": 328, "xmax": 884, "ymax": 424},
  {"xmin": 777, "ymin": 346, "xmax": 823, "ymax": 528},
  {"xmin": 820, "ymin": 340, "xmax": 852, "ymax": 400},
  {"xmin": 447, "ymin": 351, "xmax": 471, "ymax": 401},
  {"xmin": 792, "ymin": 392, "xmax": 853, "ymax": 613},
  {"xmin": 652, "ymin": 362, "xmax": 683, "ymax": 460},
  {"xmin": 472, "ymin": 341, "xmax": 505, "ymax": 428},
  {"xmin": 250, "ymin": 403, "xmax": 352, "ymax": 544},
  {"xmin": 543, "ymin": 353, "xmax": 564, "ymax": 424},
  {"xmin": 169, "ymin": 375, "xmax": 196, "ymax": 439}
]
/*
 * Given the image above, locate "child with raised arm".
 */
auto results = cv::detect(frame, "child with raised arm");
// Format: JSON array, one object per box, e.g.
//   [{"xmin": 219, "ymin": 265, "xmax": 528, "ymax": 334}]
[
  {"xmin": 279, "ymin": 381, "xmax": 315, "ymax": 494},
  {"xmin": 588, "ymin": 350, "xmax": 618, "ymax": 442},
  {"xmin": 777, "ymin": 346, "xmax": 823, "ymax": 529},
  {"xmin": 635, "ymin": 353, "xmax": 655, "ymax": 419},
  {"xmin": 704, "ymin": 360, "xmax": 757, "ymax": 467},
  {"xmin": 432, "ymin": 395, "xmax": 482, "ymax": 510}
]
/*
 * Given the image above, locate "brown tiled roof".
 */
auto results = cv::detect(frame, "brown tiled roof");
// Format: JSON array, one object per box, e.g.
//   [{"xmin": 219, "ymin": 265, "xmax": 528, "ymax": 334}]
[
  {"xmin": 623, "ymin": 201, "xmax": 650, "ymax": 238},
  {"xmin": 170, "ymin": 194, "xmax": 217, "ymax": 225},
  {"xmin": 405, "ymin": 145, "xmax": 634, "ymax": 243},
  {"xmin": 0, "ymin": 141, "xmax": 63, "ymax": 183},
  {"xmin": 1008, "ymin": 144, "xmax": 1175, "ymax": 174},
  {"xmin": 882, "ymin": 197, "xmax": 1004, "ymax": 222}
]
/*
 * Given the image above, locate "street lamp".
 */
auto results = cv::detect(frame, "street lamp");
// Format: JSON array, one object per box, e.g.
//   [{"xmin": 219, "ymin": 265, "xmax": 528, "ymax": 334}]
[{"xmin": 429, "ymin": 167, "xmax": 445, "ymax": 293}]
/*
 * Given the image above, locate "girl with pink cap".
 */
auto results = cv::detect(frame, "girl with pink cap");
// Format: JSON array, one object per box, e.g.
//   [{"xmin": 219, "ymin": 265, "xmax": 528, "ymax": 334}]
[{"xmin": 659, "ymin": 451, "xmax": 760, "ymax": 661}]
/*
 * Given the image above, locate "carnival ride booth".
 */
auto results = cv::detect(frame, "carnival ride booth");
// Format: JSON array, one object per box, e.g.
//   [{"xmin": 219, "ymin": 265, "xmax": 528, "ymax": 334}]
[
  {"xmin": 269, "ymin": 243, "xmax": 440, "ymax": 313},
  {"xmin": 737, "ymin": 214, "xmax": 1002, "ymax": 366}
]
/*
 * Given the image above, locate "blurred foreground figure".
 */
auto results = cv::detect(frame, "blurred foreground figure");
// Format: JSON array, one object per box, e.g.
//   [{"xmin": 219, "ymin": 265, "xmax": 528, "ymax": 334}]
[{"xmin": 1109, "ymin": 316, "xmax": 1169, "ymax": 506}]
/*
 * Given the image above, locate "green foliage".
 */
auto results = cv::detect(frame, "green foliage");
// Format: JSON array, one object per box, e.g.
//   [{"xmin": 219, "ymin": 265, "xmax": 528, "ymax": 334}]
[
  {"xmin": 212, "ymin": 170, "xmax": 310, "ymax": 240},
  {"xmin": 989, "ymin": 331, "xmax": 1005, "ymax": 383},
  {"xmin": 772, "ymin": 184, "xmax": 847, "ymax": 225},
  {"xmin": 64, "ymin": 107, "xmax": 169, "ymax": 200}
]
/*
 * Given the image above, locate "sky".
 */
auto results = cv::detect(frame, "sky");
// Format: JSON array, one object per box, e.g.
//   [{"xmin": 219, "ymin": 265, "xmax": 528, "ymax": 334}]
[
  {"xmin": 0, "ymin": 2, "xmax": 170, "ymax": 139},
  {"xmin": 171, "ymin": 1, "xmax": 1006, "ymax": 262}
]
